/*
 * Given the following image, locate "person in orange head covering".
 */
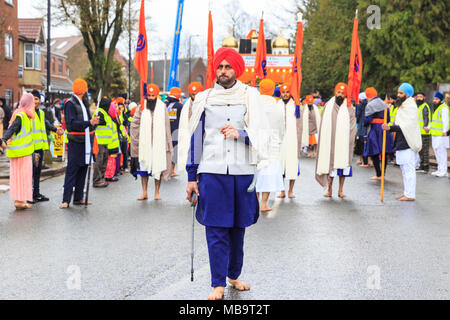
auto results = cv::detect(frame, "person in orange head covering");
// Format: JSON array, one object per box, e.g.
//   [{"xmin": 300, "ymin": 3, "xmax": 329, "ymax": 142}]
[
  {"xmin": 60, "ymin": 78, "xmax": 100, "ymax": 209},
  {"xmin": 164, "ymin": 86, "xmax": 184, "ymax": 177},
  {"xmin": 315, "ymin": 82, "xmax": 357, "ymax": 199},
  {"xmin": 301, "ymin": 94, "xmax": 322, "ymax": 158},
  {"xmin": 255, "ymin": 79, "xmax": 285, "ymax": 212},
  {"xmin": 129, "ymin": 83, "xmax": 173, "ymax": 201},
  {"xmin": 276, "ymin": 82, "xmax": 302, "ymax": 199},
  {"xmin": 180, "ymin": 46, "xmax": 270, "ymax": 300}
]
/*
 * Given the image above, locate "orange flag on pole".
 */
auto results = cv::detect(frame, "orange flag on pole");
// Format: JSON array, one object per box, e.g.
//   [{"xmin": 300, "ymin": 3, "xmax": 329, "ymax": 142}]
[
  {"xmin": 251, "ymin": 17, "xmax": 267, "ymax": 87},
  {"xmin": 291, "ymin": 14, "xmax": 304, "ymax": 118},
  {"xmin": 205, "ymin": 10, "xmax": 215, "ymax": 89},
  {"xmin": 347, "ymin": 10, "xmax": 363, "ymax": 107},
  {"xmin": 134, "ymin": 0, "xmax": 148, "ymax": 109}
]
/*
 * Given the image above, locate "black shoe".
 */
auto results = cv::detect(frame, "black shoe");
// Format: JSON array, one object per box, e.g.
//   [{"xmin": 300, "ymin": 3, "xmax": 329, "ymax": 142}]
[
  {"xmin": 34, "ymin": 194, "xmax": 50, "ymax": 202},
  {"xmin": 106, "ymin": 177, "xmax": 119, "ymax": 182},
  {"xmin": 27, "ymin": 200, "xmax": 36, "ymax": 204},
  {"xmin": 93, "ymin": 182, "xmax": 109, "ymax": 188}
]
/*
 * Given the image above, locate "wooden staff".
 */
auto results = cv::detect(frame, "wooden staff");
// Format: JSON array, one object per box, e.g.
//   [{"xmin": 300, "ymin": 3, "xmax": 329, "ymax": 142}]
[{"xmin": 380, "ymin": 108, "xmax": 388, "ymax": 202}]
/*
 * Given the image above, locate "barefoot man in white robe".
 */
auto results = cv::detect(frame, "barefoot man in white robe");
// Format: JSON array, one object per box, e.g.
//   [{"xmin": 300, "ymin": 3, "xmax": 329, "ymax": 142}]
[{"xmin": 315, "ymin": 82, "xmax": 357, "ymax": 198}]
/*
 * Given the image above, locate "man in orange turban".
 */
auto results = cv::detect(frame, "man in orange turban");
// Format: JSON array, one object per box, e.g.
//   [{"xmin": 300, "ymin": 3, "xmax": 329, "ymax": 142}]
[
  {"xmin": 129, "ymin": 83, "xmax": 173, "ymax": 201},
  {"xmin": 60, "ymin": 78, "xmax": 100, "ymax": 209},
  {"xmin": 276, "ymin": 82, "xmax": 302, "ymax": 199},
  {"xmin": 315, "ymin": 82, "xmax": 356, "ymax": 199},
  {"xmin": 301, "ymin": 94, "xmax": 321, "ymax": 158},
  {"xmin": 165, "ymin": 86, "xmax": 184, "ymax": 176},
  {"xmin": 255, "ymin": 78, "xmax": 285, "ymax": 212},
  {"xmin": 187, "ymin": 82, "xmax": 204, "ymax": 100}
]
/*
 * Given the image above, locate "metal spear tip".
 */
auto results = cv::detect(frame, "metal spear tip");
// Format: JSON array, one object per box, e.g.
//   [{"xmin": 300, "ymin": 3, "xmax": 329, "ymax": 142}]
[{"xmin": 297, "ymin": 12, "xmax": 303, "ymax": 22}]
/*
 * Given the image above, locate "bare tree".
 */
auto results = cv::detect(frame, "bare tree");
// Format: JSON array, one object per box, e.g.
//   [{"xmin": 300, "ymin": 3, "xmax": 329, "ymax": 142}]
[{"xmin": 55, "ymin": 0, "xmax": 129, "ymax": 96}]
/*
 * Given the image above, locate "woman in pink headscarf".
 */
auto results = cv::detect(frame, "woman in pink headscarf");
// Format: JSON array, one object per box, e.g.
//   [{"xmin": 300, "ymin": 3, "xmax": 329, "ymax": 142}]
[
  {"xmin": 1, "ymin": 93, "xmax": 36, "ymax": 210},
  {"xmin": 104, "ymin": 102, "xmax": 121, "ymax": 181}
]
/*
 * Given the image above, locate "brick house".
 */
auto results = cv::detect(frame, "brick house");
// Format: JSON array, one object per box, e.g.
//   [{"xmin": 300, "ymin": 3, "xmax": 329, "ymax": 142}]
[{"xmin": 0, "ymin": 0, "xmax": 20, "ymax": 108}]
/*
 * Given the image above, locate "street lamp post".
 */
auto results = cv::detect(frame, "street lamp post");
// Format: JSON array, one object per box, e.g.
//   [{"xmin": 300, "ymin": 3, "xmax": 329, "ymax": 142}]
[
  {"xmin": 47, "ymin": 0, "xmax": 51, "ymax": 99},
  {"xmin": 188, "ymin": 35, "xmax": 200, "ymax": 84}
]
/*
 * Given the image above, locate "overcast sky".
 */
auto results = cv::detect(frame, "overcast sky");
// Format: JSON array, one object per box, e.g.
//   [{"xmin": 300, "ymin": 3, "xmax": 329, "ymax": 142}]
[{"xmin": 18, "ymin": 0, "xmax": 297, "ymax": 60}]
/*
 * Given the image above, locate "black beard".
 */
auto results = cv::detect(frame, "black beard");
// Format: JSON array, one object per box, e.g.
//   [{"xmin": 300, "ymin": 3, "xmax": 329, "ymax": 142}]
[
  {"xmin": 282, "ymin": 98, "xmax": 291, "ymax": 104},
  {"xmin": 395, "ymin": 96, "xmax": 407, "ymax": 107},
  {"xmin": 433, "ymin": 102, "xmax": 441, "ymax": 108},
  {"xmin": 217, "ymin": 75, "xmax": 236, "ymax": 88},
  {"xmin": 147, "ymin": 99, "xmax": 157, "ymax": 111},
  {"xmin": 416, "ymin": 99, "xmax": 424, "ymax": 106},
  {"xmin": 335, "ymin": 96, "xmax": 344, "ymax": 106}
]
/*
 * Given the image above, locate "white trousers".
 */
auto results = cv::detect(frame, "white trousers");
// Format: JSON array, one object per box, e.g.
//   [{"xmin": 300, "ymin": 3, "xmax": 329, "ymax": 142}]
[
  {"xmin": 396, "ymin": 149, "xmax": 416, "ymax": 199},
  {"xmin": 432, "ymin": 136, "xmax": 449, "ymax": 174}
]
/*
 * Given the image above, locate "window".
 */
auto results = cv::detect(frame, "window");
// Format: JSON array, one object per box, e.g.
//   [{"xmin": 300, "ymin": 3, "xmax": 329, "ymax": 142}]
[
  {"xmin": 24, "ymin": 43, "xmax": 41, "ymax": 70},
  {"xmin": 25, "ymin": 43, "xmax": 34, "ymax": 68},
  {"xmin": 66, "ymin": 65, "xmax": 70, "ymax": 77},
  {"xmin": 5, "ymin": 89, "xmax": 13, "ymax": 110},
  {"xmin": 58, "ymin": 59, "xmax": 63, "ymax": 75},
  {"xmin": 35, "ymin": 45, "xmax": 41, "ymax": 70},
  {"xmin": 4, "ymin": 34, "xmax": 13, "ymax": 60}
]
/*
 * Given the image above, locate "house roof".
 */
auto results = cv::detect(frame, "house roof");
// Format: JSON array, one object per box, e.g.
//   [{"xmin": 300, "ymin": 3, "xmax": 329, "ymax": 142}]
[
  {"xmin": 49, "ymin": 36, "xmax": 84, "ymax": 56},
  {"xmin": 18, "ymin": 18, "xmax": 44, "ymax": 43}
]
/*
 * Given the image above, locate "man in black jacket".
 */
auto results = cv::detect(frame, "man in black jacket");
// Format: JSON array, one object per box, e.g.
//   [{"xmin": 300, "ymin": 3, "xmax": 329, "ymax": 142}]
[
  {"xmin": 165, "ymin": 87, "xmax": 184, "ymax": 176},
  {"xmin": 60, "ymin": 79, "xmax": 99, "ymax": 209}
]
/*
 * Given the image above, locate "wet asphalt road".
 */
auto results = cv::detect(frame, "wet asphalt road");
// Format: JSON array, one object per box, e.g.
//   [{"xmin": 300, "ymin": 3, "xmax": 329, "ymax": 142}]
[{"xmin": 1, "ymin": 157, "xmax": 449, "ymax": 300}]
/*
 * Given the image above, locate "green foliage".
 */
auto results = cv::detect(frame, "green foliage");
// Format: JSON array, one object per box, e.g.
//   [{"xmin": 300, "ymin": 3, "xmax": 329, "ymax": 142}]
[{"xmin": 297, "ymin": 0, "xmax": 449, "ymax": 98}]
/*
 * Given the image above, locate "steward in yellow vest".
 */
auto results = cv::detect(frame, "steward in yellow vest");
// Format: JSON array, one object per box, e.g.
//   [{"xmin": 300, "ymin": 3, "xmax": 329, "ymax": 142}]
[
  {"xmin": 415, "ymin": 92, "xmax": 431, "ymax": 172},
  {"xmin": 93, "ymin": 97, "xmax": 119, "ymax": 188},
  {"xmin": 30, "ymin": 90, "xmax": 64, "ymax": 203}
]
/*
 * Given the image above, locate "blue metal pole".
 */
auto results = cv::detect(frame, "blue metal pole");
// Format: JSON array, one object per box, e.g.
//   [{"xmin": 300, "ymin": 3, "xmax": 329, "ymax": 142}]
[{"xmin": 168, "ymin": 0, "xmax": 184, "ymax": 91}]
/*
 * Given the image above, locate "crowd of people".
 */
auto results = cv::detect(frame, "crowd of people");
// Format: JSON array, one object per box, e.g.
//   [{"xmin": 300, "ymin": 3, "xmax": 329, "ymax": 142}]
[{"xmin": 0, "ymin": 46, "xmax": 449, "ymax": 299}]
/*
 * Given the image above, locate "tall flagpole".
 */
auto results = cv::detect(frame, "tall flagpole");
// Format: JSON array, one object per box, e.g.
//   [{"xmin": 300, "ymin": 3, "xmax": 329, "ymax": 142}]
[{"xmin": 381, "ymin": 108, "xmax": 387, "ymax": 202}]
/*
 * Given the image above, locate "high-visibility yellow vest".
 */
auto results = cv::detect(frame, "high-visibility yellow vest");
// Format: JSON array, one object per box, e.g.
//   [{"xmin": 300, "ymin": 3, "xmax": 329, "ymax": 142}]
[
  {"xmin": 430, "ymin": 103, "xmax": 449, "ymax": 136},
  {"xmin": 110, "ymin": 121, "xmax": 120, "ymax": 150},
  {"xmin": 6, "ymin": 112, "xmax": 34, "ymax": 158},
  {"xmin": 32, "ymin": 109, "xmax": 49, "ymax": 151},
  {"xmin": 418, "ymin": 103, "xmax": 431, "ymax": 135},
  {"xmin": 389, "ymin": 105, "xmax": 398, "ymax": 126},
  {"xmin": 95, "ymin": 108, "xmax": 113, "ymax": 146}
]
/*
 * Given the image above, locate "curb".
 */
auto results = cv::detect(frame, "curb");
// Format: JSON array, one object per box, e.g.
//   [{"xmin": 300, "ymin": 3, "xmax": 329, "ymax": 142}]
[{"xmin": 0, "ymin": 165, "xmax": 67, "ymax": 180}]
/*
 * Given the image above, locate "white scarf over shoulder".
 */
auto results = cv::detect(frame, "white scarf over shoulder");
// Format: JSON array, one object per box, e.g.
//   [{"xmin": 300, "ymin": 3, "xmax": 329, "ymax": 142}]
[
  {"xmin": 301, "ymin": 104, "xmax": 321, "ymax": 148},
  {"xmin": 279, "ymin": 98, "xmax": 299, "ymax": 180},
  {"xmin": 177, "ymin": 81, "xmax": 270, "ymax": 171},
  {"xmin": 139, "ymin": 99, "xmax": 167, "ymax": 179},
  {"xmin": 177, "ymin": 97, "xmax": 193, "ymax": 170},
  {"xmin": 316, "ymin": 97, "xmax": 351, "ymax": 175},
  {"xmin": 395, "ymin": 97, "xmax": 422, "ymax": 153}
]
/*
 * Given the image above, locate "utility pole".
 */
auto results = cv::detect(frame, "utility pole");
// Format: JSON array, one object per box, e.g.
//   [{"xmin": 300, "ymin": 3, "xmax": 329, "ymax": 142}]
[
  {"xmin": 46, "ymin": 0, "xmax": 51, "ymax": 99},
  {"xmin": 164, "ymin": 52, "xmax": 167, "ymax": 91},
  {"xmin": 188, "ymin": 35, "xmax": 200, "ymax": 84}
]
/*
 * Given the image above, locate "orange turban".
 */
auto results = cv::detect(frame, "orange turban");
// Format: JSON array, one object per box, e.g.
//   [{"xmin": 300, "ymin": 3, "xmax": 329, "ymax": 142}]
[
  {"xmin": 188, "ymin": 82, "xmax": 204, "ymax": 95},
  {"xmin": 280, "ymin": 83, "xmax": 291, "ymax": 92},
  {"xmin": 169, "ymin": 87, "xmax": 182, "ymax": 99},
  {"xmin": 213, "ymin": 47, "xmax": 245, "ymax": 78},
  {"xmin": 259, "ymin": 79, "xmax": 276, "ymax": 96},
  {"xmin": 72, "ymin": 78, "xmax": 88, "ymax": 95},
  {"xmin": 334, "ymin": 82, "xmax": 348, "ymax": 95},
  {"xmin": 116, "ymin": 97, "xmax": 125, "ymax": 105},
  {"xmin": 305, "ymin": 95, "xmax": 314, "ymax": 104},
  {"xmin": 147, "ymin": 83, "xmax": 160, "ymax": 96},
  {"xmin": 365, "ymin": 87, "xmax": 378, "ymax": 100}
]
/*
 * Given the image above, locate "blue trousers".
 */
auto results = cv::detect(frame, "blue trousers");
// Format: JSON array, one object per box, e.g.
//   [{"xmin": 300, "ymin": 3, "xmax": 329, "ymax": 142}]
[
  {"xmin": 62, "ymin": 143, "xmax": 88, "ymax": 204},
  {"xmin": 206, "ymin": 226, "xmax": 245, "ymax": 287}
]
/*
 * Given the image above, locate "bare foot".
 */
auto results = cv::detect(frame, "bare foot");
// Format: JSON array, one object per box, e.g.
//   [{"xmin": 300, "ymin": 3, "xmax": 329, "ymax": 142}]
[
  {"xmin": 59, "ymin": 202, "xmax": 69, "ymax": 209},
  {"xmin": 228, "ymin": 278, "xmax": 250, "ymax": 291},
  {"xmin": 338, "ymin": 192, "xmax": 347, "ymax": 199},
  {"xmin": 171, "ymin": 172, "xmax": 179, "ymax": 177},
  {"xmin": 154, "ymin": 194, "xmax": 162, "ymax": 201},
  {"xmin": 396, "ymin": 195, "xmax": 404, "ymax": 200},
  {"xmin": 260, "ymin": 206, "xmax": 273, "ymax": 212},
  {"xmin": 277, "ymin": 192, "xmax": 286, "ymax": 199},
  {"xmin": 398, "ymin": 195, "xmax": 415, "ymax": 201},
  {"xmin": 288, "ymin": 192, "xmax": 296, "ymax": 198},
  {"xmin": 370, "ymin": 176, "xmax": 382, "ymax": 181},
  {"xmin": 360, "ymin": 164, "xmax": 369, "ymax": 167},
  {"xmin": 137, "ymin": 194, "xmax": 148, "ymax": 201},
  {"xmin": 324, "ymin": 191, "xmax": 332, "ymax": 198},
  {"xmin": 357, "ymin": 160, "xmax": 362, "ymax": 165},
  {"xmin": 207, "ymin": 287, "xmax": 225, "ymax": 300}
]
